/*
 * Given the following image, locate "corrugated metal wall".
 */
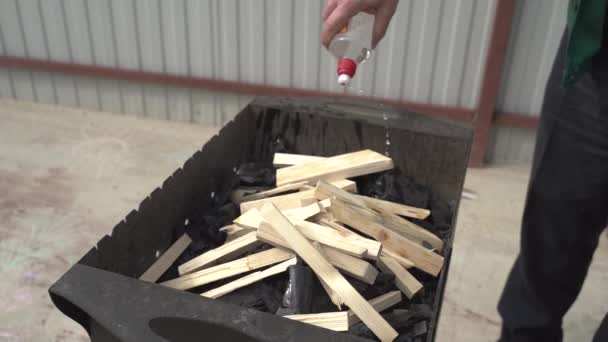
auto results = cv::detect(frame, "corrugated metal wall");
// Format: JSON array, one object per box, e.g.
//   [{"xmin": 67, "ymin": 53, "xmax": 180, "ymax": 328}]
[
  {"xmin": 489, "ymin": 0, "xmax": 568, "ymax": 163},
  {"xmin": 0, "ymin": 0, "xmax": 568, "ymax": 163}
]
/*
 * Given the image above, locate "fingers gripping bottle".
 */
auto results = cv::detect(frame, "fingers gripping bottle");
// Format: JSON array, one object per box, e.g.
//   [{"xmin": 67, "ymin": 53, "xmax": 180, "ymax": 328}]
[{"xmin": 328, "ymin": 13, "xmax": 374, "ymax": 86}]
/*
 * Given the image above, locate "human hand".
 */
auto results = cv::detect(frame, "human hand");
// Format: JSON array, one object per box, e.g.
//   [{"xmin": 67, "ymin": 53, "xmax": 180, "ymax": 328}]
[{"xmin": 322, "ymin": 0, "xmax": 399, "ymax": 48}]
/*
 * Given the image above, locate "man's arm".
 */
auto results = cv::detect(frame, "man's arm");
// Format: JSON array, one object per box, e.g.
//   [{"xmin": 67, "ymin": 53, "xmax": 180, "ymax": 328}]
[{"xmin": 321, "ymin": 0, "xmax": 399, "ymax": 48}]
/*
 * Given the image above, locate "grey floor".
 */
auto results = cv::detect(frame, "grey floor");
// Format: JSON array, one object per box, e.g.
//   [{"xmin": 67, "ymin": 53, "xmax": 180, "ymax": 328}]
[{"xmin": 0, "ymin": 99, "xmax": 606, "ymax": 342}]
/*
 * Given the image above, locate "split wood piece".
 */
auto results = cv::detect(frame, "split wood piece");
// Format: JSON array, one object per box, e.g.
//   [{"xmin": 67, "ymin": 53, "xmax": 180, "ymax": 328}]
[
  {"xmin": 297, "ymin": 221, "xmax": 367, "ymax": 258},
  {"xmin": 284, "ymin": 312, "xmax": 349, "ymax": 332},
  {"xmin": 377, "ymin": 255, "xmax": 423, "ymax": 299},
  {"xmin": 273, "ymin": 153, "xmax": 327, "ymax": 167},
  {"xmin": 239, "ymin": 181, "xmax": 309, "ymax": 203},
  {"xmin": 220, "ymin": 225, "xmax": 254, "ymax": 243},
  {"xmin": 278, "ymin": 155, "xmax": 429, "ymax": 219},
  {"xmin": 330, "ymin": 199, "xmax": 444, "ymax": 276},
  {"xmin": 381, "ymin": 249, "xmax": 415, "ymax": 269},
  {"xmin": 139, "ymin": 234, "xmax": 192, "ymax": 283},
  {"xmin": 160, "ymin": 247, "xmax": 295, "ymax": 291},
  {"xmin": 260, "ymin": 204, "xmax": 398, "ymax": 342},
  {"xmin": 316, "ymin": 180, "xmax": 443, "ymax": 251},
  {"xmin": 258, "ymin": 222, "xmax": 379, "ymax": 284},
  {"xmin": 299, "ymin": 198, "xmax": 318, "ymax": 207},
  {"xmin": 356, "ymin": 194, "xmax": 431, "ymax": 220},
  {"xmin": 276, "ymin": 150, "xmax": 394, "ymax": 187},
  {"xmin": 240, "ymin": 179, "xmax": 357, "ymax": 213},
  {"xmin": 234, "ymin": 202, "xmax": 321, "ymax": 230},
  {"xmin": 318, "ymin": 219, "xmax": 382, "ymax": 260},
  {"xmin": 178, "ymin": 231, "xmax": 262, "ymax": 276},
  {"xmin": 347, "ymin": 291, "xmax": 403, "ymax": 326},
  {"xmin": 312, "ymin": 242, "xmax": 343, "ymax": 309},
  {"xmin": 201, "ymin": 258, "xmax": 297, "ymax": 299}
]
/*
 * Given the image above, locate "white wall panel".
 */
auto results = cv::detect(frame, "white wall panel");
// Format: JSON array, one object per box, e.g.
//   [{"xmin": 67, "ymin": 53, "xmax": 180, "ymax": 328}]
[{"xmin": 0, "ymin": 0, "xmax": 567, "ymax": 163}]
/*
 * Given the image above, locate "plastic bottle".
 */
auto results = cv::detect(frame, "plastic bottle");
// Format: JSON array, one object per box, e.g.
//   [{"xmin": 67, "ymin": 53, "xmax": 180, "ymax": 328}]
[{"xmin": 328, "ymin": 13, "xmax": 374, "ymax": 86}]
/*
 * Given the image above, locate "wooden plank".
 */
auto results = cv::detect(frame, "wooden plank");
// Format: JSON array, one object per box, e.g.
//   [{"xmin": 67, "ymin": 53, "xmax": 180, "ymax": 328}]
[
  {"xmin": 234, "ymin": 202, "xmax": 320, "ymax": 230},
  {"xmin": 240, "ymin": 179, "xmax": 357, "ymax": 213},
  {"xmin": 284, "ymin": 312, "xmax": 349, "ymax": 332},
  {"xmin": 381, "ymin": 250, "xmax": 415, "ymax": 269},
  {"xmin": 258, "ymin": 222, "xmax": 378, "ymax": 284},
  {"xmin": 318, "ymin": 219, "xmax": 382, "ymax": 260},
  {"xmin": 357, "ymin": 194, "xmax": 431, "ymax": 220},
  {"xmin": 201, "ymin": 258, "xmax": 297, "ymax": 299},
  {"xmin": 260, "ymin": 204, "xmax": 398, "ymax": 342},
  {"xmin": 296, "ymin": 221, "xmax": 367, "ymax": 258},
  {"xmin": 220, "ymin": 225, "xmax": 254, "ymax": 243},
  {"xmin": 377, "ymin": 255, "xmax": 423, "ymax": 299},
  {"xmin": 330, "ymin": 199, "xmax": 444, "ymax": 276},
  {"xmin": 316, "ymin": 180, "xmax": 443, "ymax": 251},
  {"xmin": 312, "ymin": 242, "xmax": 343, "ymax": 309},
  {"xmin": 140, "ymin": 234, "xmax": 191, "ymax": 283},
  {"xmin": 240, "ymin": 181, "xmax": 309, "ymax": 202},
  {"xmin": 178, "ymin": 231, "xmax": 262, "ymax": 275},
  {"xmin": 273, "ymin": 153, "xmax": 327, "ymax": 167},
  {"xmin": 160, "ymin": 248, "xmax": 295, "ymax": 291},
  {"xmin": 348, "ymin": 291, "xmax": 402, "ymax": 326},
  {"xmin": 276, "ymin": 150, "xmax": 393, "ymax": 186}
]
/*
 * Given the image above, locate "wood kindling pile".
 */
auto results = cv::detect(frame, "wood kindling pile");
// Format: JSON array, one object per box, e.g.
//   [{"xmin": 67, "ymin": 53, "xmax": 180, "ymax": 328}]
[{"xmin": 158, "ymin": 150, "xmax": 447, "ymax": 341}]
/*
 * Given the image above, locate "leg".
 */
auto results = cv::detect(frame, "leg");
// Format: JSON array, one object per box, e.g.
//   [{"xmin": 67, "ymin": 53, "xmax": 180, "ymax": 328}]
[{"xmin": 498, "ymin": 34, "xmax": 608, "ymax": 342}]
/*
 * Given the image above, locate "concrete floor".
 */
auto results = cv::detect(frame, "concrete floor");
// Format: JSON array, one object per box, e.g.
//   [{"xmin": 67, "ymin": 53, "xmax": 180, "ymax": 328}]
[{"xmin": 0, "ymin": 99, "xmax": 606, "ymax": 342}]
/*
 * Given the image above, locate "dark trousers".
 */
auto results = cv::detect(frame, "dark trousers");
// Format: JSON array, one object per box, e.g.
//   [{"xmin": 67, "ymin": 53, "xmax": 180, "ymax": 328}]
[{"xmin": 498, "ymin": 33, "xmax": 608, "ymax": 342}]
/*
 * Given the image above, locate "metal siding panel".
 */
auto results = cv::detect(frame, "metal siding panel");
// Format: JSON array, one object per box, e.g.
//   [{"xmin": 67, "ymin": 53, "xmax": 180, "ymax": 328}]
[
  {"xmin": 373, "ymin": 0, "xmax": 411, "ymax": 98},
  {"xmin": 40, "ymin": 0, "xmax": 78, "ymax": 107},
  {"xmin": 265, "ymin": 0, "xmax": 294, "ymax": 86},
  {"xmin": 187, "ymin": 0, "xmax": 217, "ymax": 125},
  {"xmin": 459, "ymin": 0, "xmax": 496, "ymax": 108},
  {"xmin": 402, "ymin": 0, "xmax": 441, "ymax": 102},
  {"xmin": 111, "ymin": 0, "xmax": 145, "ymax": 116},
  {"xmin": 238, "ymin": 0, "xmax": 266, "ymax": 84},
  {"xmin": 10, "ymin": 69, "xmax": 36, "ymax": 101},
  {"xmin": 0, "ymin": 68, "xmax": 14, "ymax": 98},
  {"xmin": 87, "ymin": 0, "xmax": 122, "ymax": 113},
  {"xmin": 162, "ymin": 0, "xmax": 192, "ymax": 122},
  {"xmin": 498, "ymin": 0, "xmax": 567, "ymax": 114},
  {"xmin": 431, "ymin": 0, "xmax": 475, "ymax": 106},
  {"xmin": 63, "ymin": 0, "xmax": 100, "ymax": 109},
  {"xmin": 135, "ymin": 0, "xmax": 167, "ymax": 119},
  {"xmin": 292, "ymin": 0, "xmax": 322, "ymax": 89}
]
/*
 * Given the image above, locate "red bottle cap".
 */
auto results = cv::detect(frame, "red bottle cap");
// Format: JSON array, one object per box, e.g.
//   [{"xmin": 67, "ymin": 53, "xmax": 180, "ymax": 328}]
[{"xmin": 337, "ymin": 58, "xmax": 357, "ymax": 77}]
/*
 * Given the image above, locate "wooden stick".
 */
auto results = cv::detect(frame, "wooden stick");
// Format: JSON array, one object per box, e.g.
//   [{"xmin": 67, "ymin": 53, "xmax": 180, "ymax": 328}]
[
  {"xmin": 276, "ymin": 150, "xmax": 393, "ymax": 187},
  {"xmin": 347, "ymin": 291, "xmax": 402, "ymax": 326},
  {"xmin": 220, "ymin": 225, "xmax": 254, "ymax": 243},
  {"xmin": 330, "ymin": 199, "xmax": 444, "ymax": 276},
  {"xmin": 273, "ymin": 153, "xmax": 327, "ymax": 167},
  {"xmin": 312, "ymin": 242, "xmax": 343, "ymax": 309},
  {"xmin": 260, "ymin": 204, "xmax": 398, "ymax": 342},
  {"xmin": 234, "ymin": 202, "xmax": 320, "ymax": 230},
  {"xmin": 178, "ymin": 231, "xmax": 262, "ymax": 275},
  {"xmin": 356, "ymin": 194, "xmax": 431, "ymax": 220},
  {"xmin": 160, "ymin": 247, "xmax": 295, "ymax": 291},
  {"xmin": 296, "ymin": 221, "xmax": 368, "ymax": 258},
  {"xmin": 316, "ymin": 180, "xmax": 443, "ymax": 251},
  {"xmin": 230, "ymin": 186, "xmax": 268, "ymax": 204},
  {"xmin": 318, "ymin": 219, "xmax": 382, "ymax": 260},
  {"xmin": 201, "ymin": 258, "xmax": 297, "ymax": 299},
  {"xmin": 240, "ymin": 179, "xmax": 356, "ymax": 213},
  {"xmin": 140, "ymin": 234, "xmax": 191, "ymax": 283},
  {"xmin": 258, "ymin": 222, "xmax": 378, "ymax": 284},
  {"xmin": 381, "ymin": 249, "xmax": 415, "ymax": 269},
  {"xmin": 240, "ymin": 181, "xmax": 309, "ymax": 202},
  {"xmin": 377, "ymin": 256, "xmax": 423, "ymax": 299},
  {"xmin": 284, "ymin": 312, "xmax": 349, "ymax": 332}
]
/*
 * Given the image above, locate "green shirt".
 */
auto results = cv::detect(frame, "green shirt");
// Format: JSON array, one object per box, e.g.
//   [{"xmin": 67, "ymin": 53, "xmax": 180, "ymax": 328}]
[{"xmin": 564, "ymin": 0, "xmax": 607, "ymax": 84}]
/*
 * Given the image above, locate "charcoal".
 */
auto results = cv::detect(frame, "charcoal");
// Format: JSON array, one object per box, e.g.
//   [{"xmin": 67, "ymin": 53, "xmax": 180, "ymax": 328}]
[
  {"xmin": 237, "ymin": 162, "xmax": 276, "ymax": 186},
  {"xmin": 218, "ymin": 287, "xmax": 268, "ymax": 312},
  {"xmin": 256, "ymin": 282, "xmax": 282, "ymax": 313},
  {"xmin": 356, "ymin": 170, "xmax": 405, "ymax": 203},
  {"xmin": 275, "ymin": 263, "xmax": 314, "ymax": 315},
  {"xmin": 348, "ymin": 321, "xmax": 375, "ymax": 340}
]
